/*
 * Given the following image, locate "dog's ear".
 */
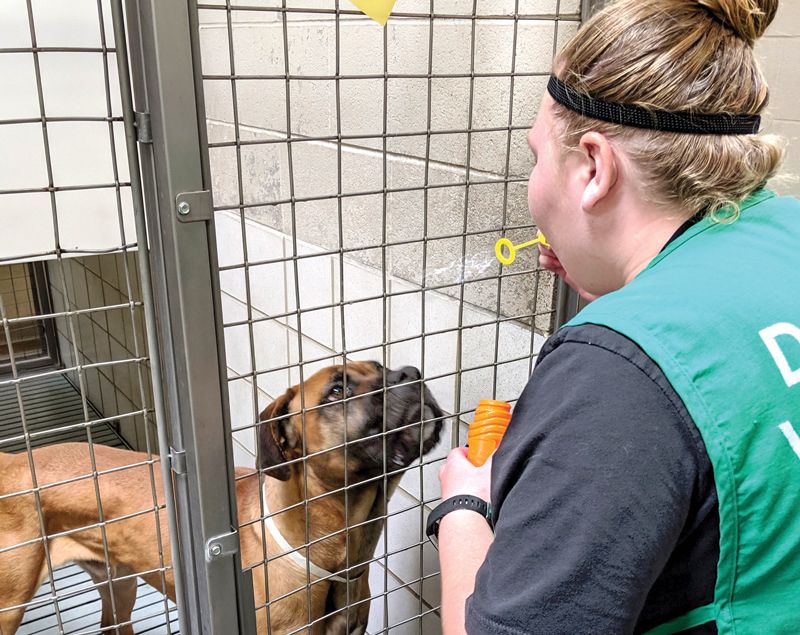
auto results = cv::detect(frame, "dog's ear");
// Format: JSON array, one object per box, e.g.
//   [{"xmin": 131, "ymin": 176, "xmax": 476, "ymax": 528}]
[{"xmin": 257, "ymin": 387, "xmax": 298, "ymax": 481}]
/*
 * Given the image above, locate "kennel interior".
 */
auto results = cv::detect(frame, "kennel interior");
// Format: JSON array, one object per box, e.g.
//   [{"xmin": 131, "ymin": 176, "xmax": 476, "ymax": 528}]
[
  {"xmin": 0, "ymin": 0, "xmax": 580, "ymax": 633},
  {"xmin": 195, "ymin": 1, "xmax": 584, "ymax": 632},
  {"xmin": 0, "ymin": 0, "xmax": 608, "ymax": 632},
  {"xmin": 1, "ymin": 1, "xmax": 571, "ymax": 631},
  {"xmin": 0, "ymin": 0, "xmax": 177, "ymax": 633},
  {"xmin": 7, "ymin": 0, "xmax": 798, "ymax": 633}
]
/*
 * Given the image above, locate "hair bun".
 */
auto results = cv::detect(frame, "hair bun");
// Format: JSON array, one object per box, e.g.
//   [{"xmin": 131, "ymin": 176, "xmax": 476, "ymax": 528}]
[{"xmin": 698, "ymin": 1, "xmax": 779, "ymax": 45}]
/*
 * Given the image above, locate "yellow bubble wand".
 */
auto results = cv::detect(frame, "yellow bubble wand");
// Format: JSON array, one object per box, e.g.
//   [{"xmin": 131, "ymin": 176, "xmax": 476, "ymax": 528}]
[{"xmin": 495, "ymin": 231, "xmax": 550, "ymax": 266}]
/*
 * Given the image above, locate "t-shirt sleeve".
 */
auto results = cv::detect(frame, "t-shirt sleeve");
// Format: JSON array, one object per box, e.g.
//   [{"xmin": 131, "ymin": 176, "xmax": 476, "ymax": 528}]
[{"xmin": 465, "ymin": 327, "xmax": 706, "ymax": 634}]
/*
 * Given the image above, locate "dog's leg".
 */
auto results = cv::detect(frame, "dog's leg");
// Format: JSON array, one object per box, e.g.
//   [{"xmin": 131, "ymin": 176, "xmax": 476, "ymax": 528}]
[
  {"xmin": 347, "ymin": 575, "xmax": 371, "ymax": 635},
  {"xmin": 321, "ymin": 574, "xmax": 371, "ymax": 635},
  {"xmin": 0, "ymin": 537, "xmax": 46, "ymax": 635},
  {"xmin": 80, "ymin": 561, "xmax": 137, "ymax": 635}
]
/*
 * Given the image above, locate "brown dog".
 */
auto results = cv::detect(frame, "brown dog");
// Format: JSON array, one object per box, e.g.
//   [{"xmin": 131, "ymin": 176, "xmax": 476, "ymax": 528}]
[{"xmin": 0, "ymin": 361, "xmax": 443, "ymax": 635}]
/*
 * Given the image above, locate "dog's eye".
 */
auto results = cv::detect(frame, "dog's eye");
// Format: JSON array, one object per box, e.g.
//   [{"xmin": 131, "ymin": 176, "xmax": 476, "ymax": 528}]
[{"xmin": 328, "ymin": 384, "xmax": 352, "ymax": 400}]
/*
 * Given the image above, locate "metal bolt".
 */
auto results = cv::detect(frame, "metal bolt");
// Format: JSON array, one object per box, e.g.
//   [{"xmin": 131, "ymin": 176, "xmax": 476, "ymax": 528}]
[
  {"xmin": 177, "ymin": 201, "xmax": 191, "ymax": 216},
  {"xmin": 208, "ymin": 542, "xmax": 222, "ymax": 558}
]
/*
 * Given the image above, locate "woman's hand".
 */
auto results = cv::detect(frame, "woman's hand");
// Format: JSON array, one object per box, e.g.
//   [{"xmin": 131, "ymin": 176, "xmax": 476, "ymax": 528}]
[
  {"xmin": 538, "ymin": 244, "xmax": 598, "ymax": 302},
  {"xmin": 438, "ymin": 447, "xmax": 493, "ymax": 502}
]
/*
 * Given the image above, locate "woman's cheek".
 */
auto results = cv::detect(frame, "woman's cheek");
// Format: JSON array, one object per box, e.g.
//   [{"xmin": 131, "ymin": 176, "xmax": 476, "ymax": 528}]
[{"xmin": 527, "ymin": 169, "xmax": 539, "ymax": 223}]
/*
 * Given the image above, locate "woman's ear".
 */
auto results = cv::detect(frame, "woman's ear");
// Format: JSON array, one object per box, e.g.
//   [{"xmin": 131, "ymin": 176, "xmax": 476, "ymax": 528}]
[{"xmin": 578, "ymin": 131, "xmax": 618, "ymax": 212}]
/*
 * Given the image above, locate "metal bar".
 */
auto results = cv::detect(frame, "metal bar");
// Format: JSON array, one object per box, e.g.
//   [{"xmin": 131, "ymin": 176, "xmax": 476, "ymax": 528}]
[
  {"xmin": 554, "ymin": 0, "xmax": 599, "ymax": 329},
  {"xmin": 108, "ymin": 0, "xmax": 187, "ymax": 631},
  {"xmin": 1, "ymin": 301, "xmax": 142, "ymax": 327},
  {"xmin": 195, "ymin": 4, "xmax": 579, "ymax": 20},
  {"xmin": 493, "ymin": 0, "xmax": 523, "ymax": 396},
  {"xmin": 450, "ymin": 0, "xmax": 480, "ymax": 449},
  {"xmin": 0, "ymin": 46, "xmax": 119, "ymax": 53},
  {"xmin": 581, "ymin": 0, "xmax": 609, "ymax": 16},
  {"xmin": 0, "ymin": 357, "xmax": 149, "ymax": 388},
  {"xmin": 275, "ymin": 0, "xmax": 316, "ymax": 626},
  {"xmin": 218, "ymin": 0, "xmax": 263, "ymax": 630},
  {"xmin": 554, "ymin": 279, "xmax": 587, "ymax": 327},
  {"xmin": 208, "ymin": 176, "xmax": 529, "ymax": 215},
  {"xmin": 205, "ymin": 123, "xmax": 535, "ymax": 148},
  {"xmin": 0, "ymin": 182, "xmax": 133, "ymax": 196},
  {"xmin": 331, "ymin": 2, "xmax": 354, "ymax": 630},
  {"xmin": 18, "ymin": 2, "xmax": 74, "ymax": 626},
  {"xmin": 124, "ymin": 0, "xmax": 253, "ymax": 632},
  {"xmin": 0, "ymin": 247, "xmax": 140, "ymax": 266},
  {"xmin": 203, "ymin": 71, "xmax": 556, "ymax": 81},
  {"xmin": 380, "ymin": 19, "xmax": 391, "ymax": 634},
  {"xmin": 417, "ymin": 1, "xmax": 437, "ymax": 625},
  {"xmin": 215, "ymin": 220, "xmax": 538, "ymax": 272},
  {"xmin": 0, "ymin": 115, "xmax": 124, "ymax": 126}
]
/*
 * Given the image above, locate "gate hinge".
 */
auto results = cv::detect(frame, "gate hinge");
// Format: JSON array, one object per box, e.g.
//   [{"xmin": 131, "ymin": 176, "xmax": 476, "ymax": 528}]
[
  {"xmin": 134, "ymin": 111, "xmax": 152, "ymax": 143},
  {"xmin": 169, "ymin": 447, "xmax": 186, "ymax": 475},
  {"xmin": 206, "ymin": 529, "xmax": 239, "ymax": 562},
  {"xmin": 175, "ymin": 190, "xmax": 213, "ymax": 223}
]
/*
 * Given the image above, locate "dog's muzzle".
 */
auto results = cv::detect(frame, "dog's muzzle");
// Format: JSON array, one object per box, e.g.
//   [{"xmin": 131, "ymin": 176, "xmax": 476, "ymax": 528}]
[{"xmin": 378, "ymin": 365, "xmax": 444, "ymax": 469}]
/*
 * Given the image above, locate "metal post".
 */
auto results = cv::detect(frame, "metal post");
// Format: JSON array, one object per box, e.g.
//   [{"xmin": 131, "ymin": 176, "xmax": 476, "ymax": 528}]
[
  {"xmin": 581, "ymin": 0, "xmax": 609, "ymax": 16},
  {"xmin": 554, "ymin": 279, "xmax": 586, "ymax": 328},
  {"xmin": 554, "ymin": 0, "xmax": 603, "ymax": 329},
  {"xmin": 123, "ymin": 1, "xmax": 255, "ymax": 633},
  {"xmin": 108, "ymin": 1, "xmax": 188, "ymax": 633}
]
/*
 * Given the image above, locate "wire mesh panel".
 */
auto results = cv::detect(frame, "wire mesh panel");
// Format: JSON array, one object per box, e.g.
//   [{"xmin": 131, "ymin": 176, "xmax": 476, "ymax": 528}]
[
  {"xmin": 0, "ymin": 1, "xmax": 179, "ymax": 633},
  {"xmin": 195, "ymin": 1, "xmax": 579, "ymax": 632}
]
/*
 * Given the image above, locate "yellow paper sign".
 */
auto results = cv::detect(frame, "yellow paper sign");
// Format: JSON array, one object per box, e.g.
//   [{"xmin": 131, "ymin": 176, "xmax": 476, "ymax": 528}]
[{"xmin": 350, "ymin": 0, "xmax": 398, "ymax": 26}]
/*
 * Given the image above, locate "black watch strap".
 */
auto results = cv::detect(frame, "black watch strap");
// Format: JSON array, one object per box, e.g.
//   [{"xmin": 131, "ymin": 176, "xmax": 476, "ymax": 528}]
[{"xmin": 426, "ymin": 495, "xmax": 493, "ymax": 549}]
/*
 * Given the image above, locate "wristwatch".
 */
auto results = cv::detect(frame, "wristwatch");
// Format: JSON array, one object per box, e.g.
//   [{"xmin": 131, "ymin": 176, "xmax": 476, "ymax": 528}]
[{"xmin": 426, "ymin": 495, "xmax": 493, "ymax": 549}]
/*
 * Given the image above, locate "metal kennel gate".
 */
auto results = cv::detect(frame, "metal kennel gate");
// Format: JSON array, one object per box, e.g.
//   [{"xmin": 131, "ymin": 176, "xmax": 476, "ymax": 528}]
[
  {"xmin": 0, "ymin": 1, "xmax": 184, "ymax": 634},
  {"xmin": 2, "ymin": 0, "xmax": 583, "ymax": 634},
  {"xmin": 127, "ymin": 1, "xmax": 583, "ymax": 633}
]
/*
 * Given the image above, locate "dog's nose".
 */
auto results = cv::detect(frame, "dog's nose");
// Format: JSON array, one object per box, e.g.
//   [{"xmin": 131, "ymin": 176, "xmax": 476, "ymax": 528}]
[{"xmin": 387, "ymin": 365, "xmax": 421, "ymax": 385}]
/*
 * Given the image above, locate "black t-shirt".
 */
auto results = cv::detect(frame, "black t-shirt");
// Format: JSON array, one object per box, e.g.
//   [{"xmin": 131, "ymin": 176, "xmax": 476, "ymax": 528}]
[{"xmin": 465, "ymin": 324, "xmax": 720, "ymax": 634}]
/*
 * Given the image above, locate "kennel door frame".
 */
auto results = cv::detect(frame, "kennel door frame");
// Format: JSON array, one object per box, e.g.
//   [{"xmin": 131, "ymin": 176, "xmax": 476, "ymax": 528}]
[{"xmin": 123, "ymin": 0, "xmax": 257, "ymax": 633}]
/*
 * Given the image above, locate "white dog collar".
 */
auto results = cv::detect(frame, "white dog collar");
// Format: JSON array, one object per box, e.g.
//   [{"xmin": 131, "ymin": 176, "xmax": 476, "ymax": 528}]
[{"xmin": 260, "ymin": 482, "xmax": 366, "ymax": 584}]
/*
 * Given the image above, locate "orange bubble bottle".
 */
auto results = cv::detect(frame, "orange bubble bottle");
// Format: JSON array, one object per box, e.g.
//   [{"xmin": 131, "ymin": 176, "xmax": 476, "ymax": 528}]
[{"xmin": 467, "ymin": 400, "xmax": 512, "ymax": 466}]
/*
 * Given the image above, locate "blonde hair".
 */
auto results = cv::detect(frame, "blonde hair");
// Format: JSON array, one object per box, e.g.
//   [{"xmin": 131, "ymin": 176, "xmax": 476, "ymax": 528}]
[{"xmin": 553, "ymin": 0, "xmax": 785, "ymax": 219}]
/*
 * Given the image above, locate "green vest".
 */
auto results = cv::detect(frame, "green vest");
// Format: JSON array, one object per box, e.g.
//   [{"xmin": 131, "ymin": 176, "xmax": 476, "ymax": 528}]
[{"xmin": 567, "ymin": 190, "xmax": 800, "ymax": 634}]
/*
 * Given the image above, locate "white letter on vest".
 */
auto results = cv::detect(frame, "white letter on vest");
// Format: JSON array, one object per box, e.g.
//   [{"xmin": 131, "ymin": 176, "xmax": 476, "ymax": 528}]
[
  {"xmin": 779, "ymin": 422, "xmax": 800, "ymax": 461},
  {"xmin": 759, "ymin": 322, "xmax": 800, "ymax": 388}
]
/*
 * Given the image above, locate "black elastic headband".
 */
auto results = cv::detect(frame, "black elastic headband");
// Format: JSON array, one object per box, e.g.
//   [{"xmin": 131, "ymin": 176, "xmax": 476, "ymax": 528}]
[{"xmin": 547, "ymin": 75, "xmax": 761, "ymax": 135}]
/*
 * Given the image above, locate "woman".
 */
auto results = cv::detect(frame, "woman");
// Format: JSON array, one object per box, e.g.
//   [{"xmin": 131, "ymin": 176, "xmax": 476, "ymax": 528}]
[{"xmin": 432, "ymin": 1, "xmax": 800, "ymax": 633}]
